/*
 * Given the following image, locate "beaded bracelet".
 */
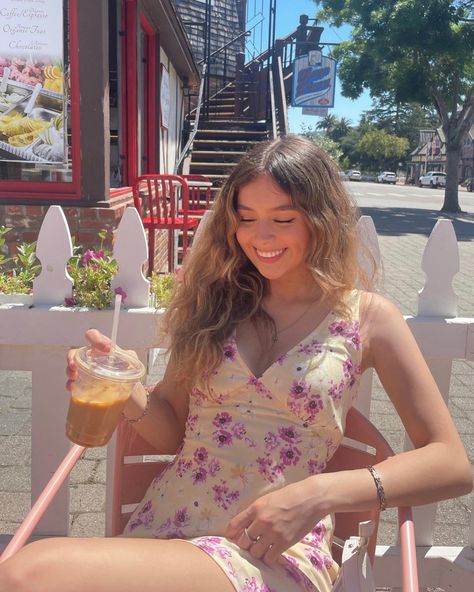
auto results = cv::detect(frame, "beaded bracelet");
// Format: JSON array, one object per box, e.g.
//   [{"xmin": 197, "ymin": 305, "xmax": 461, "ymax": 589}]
[
  {"xmin": 367, "ymin": 464, "xmax": 387, "ymax": 511},
  {"xmin": 122, "ymin": 386, "xmax": 150, "ymax": 424}
]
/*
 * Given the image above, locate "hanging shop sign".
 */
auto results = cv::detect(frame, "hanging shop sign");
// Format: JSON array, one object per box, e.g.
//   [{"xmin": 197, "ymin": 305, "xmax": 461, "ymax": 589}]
[
  {"xmin": 0, "ymin": 0, "xmax": 66, "ymax": 164},
  {"xmin": 302, "ymin": 107, "xmax": 329, "ymax": 117},
  {"xmin": 292, "ymin": 50, "xmax": 336, "ymax": 109}
]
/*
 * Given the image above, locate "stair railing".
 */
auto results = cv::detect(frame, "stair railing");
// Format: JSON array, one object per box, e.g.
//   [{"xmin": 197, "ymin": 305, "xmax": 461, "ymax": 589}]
[{"xmin": 174, "ymin": 63, "xmax": 207, "ymax": 175}]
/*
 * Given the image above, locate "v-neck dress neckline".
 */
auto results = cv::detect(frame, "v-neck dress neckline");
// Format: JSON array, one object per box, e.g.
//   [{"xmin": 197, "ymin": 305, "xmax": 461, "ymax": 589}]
[{"xmin": 234, "ymin": 308, "xmax": 335, "ymax": 380}]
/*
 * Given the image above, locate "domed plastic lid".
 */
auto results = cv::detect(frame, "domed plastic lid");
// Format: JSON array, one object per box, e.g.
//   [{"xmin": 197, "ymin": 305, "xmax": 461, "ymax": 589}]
[{"xmin": 75, "ymin": 346, "xmax": 146, "ymax": 383}]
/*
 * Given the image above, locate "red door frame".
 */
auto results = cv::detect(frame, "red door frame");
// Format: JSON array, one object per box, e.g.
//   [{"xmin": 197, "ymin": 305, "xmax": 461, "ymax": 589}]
[
  {"xmin": 140, "ymin": 14, "xmax": 156, "ymax": 174},
  {"xmin": 0, "ymin": 0, "xmax": 81, "ymax": 200},
  {"xmin": 121, "ymin": 2, "xmax": 157, "ymax": 185}
]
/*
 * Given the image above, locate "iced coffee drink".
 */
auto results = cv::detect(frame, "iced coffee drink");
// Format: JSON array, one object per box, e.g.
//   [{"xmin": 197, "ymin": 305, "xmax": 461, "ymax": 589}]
[{"xmin": 66, "ymin": 346, "xmax": 145, "ymax": 447}]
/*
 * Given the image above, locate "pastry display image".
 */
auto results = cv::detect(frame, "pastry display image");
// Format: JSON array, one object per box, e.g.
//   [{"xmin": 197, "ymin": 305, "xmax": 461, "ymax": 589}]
[{"xmin": 0, "ymin": 58, "xmax": 66, "ymax": 163}]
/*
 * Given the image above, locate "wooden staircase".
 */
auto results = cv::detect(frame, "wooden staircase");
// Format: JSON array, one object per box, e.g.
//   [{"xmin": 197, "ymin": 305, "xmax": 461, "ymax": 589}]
[{"xmin": 187, "ymin": 83, "xmax": 269, "ymax": 199}]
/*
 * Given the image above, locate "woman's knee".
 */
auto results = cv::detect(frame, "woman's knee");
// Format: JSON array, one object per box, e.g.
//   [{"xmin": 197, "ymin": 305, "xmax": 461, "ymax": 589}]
[{"xmin": 0, "ymin": 538, "xmax": 69, "ymax": 592}]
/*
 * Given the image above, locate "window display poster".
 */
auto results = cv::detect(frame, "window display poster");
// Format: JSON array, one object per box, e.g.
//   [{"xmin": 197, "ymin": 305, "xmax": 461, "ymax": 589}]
[
  {"xmin": 291, "ymin": 51, "xmax": 336, "ymax": 109},
  {"xmin": 0, "ymin": 0, "xmax": 66, "ymax": 164},
  {"xmin": 160, "ymin": 63, "xmax": 170, "ymax": 130}
]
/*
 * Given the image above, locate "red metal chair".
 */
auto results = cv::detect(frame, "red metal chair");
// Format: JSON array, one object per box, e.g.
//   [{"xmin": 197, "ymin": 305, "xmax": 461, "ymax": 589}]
[
  {"xmin": 0, "ymin": 407, "xmax": 419, "ymax": 591},
  {"xmin": 132, "ymin": 174, "xmax": 200, "ymax": 275},
  {"xmin": 179, "ymin": 174, "xmax": 212, "ymax": 216}
]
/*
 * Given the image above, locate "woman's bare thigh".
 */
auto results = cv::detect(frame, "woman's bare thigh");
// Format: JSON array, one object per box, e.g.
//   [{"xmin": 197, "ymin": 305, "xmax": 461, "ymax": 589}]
[{"xmin": 0, "ymin": 536, "xmax": 236, "ymax": 592}]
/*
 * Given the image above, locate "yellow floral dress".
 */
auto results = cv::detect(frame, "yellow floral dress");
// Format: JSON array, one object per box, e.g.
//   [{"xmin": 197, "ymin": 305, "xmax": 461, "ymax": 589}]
[{"xmin": 123, "ymin": 290, "xmax": 363, "ymax": 592}]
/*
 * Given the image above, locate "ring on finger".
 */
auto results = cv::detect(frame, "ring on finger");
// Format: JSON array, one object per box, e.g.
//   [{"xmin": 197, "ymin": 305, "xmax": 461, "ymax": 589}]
[{"xmin": 244, "ymin": 527, "xmax": 260, "ymax": 544}]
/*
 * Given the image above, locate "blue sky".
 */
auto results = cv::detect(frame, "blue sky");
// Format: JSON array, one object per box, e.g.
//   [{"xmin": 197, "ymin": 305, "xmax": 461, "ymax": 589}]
[{"xmin": 274, "ymin": 0, "xmax": 372, "ymax": 132}]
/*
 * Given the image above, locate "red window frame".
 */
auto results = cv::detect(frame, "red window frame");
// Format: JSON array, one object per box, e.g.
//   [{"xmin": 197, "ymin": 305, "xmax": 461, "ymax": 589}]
[
  {"xmin": 0, "ymin": 0, "xmax": 81, "ymax": 201},
  {"xmin": 140, "ymin": 13, "xmax": 157, "ymax": 174}
]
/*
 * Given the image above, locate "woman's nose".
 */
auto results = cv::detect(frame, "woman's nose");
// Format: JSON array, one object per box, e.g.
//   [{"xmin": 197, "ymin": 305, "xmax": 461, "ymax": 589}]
[{"xmin": 254, "ymin": 220, "xmax": 273, "ymax": 240}]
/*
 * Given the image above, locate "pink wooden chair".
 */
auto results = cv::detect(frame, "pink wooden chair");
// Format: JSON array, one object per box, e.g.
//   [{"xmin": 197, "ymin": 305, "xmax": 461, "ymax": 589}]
[{"xmin": 0, "ymin": 407, "xmax": 419, "ymax": 591}]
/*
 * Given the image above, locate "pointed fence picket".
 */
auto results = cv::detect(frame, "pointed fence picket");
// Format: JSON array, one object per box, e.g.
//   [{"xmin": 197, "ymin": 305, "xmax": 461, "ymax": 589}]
[{"xmin": 0, "ymin": 206, "xmax": 473, "ymax": 591}]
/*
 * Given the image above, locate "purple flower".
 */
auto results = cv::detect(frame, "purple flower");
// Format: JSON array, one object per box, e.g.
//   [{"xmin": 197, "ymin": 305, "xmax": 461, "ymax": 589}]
[
  {"xmin": 114, "ymin": 286, "xmax": 128, "ymax": 303},
  {"xmin": 303, "ymin": 394, "xmax": 323, "ymax": 420},
  {"xmin": 278, "ymin": 425, "xmax": 301, "ymax": 443},
  {"xmin": 289, "ymin": 379, "xmax": 311, "ymax": 400},
  {"xmin": 346, "ymin": 331, "xmax": 361, "ymax": 350},
  {"xmin": 208, "ymin": 458, "xmax": 221, "ymax": 476},
  {"xmin": 212, "ymin": 483, "xmax": 239, "ymax": 510},
  {"xmin": 328, "ymin": 320, "xmax": 347, "ymax": 336},
  {"xmin": 192, "ymin": 466, "xmax": 208, "ymax": 484},
  {"xmin": 307, "ymin": 459, "xmax": 327, "ymax": 474},
  {"xmin": 280, "ymin": 445, "xmax": 301, "ymax": 466},
  {"xmin": 212, "ymin": 411, "xmax": 232, "ymax": 428},
  {"xmin": 213, "ymin": 429, "xmax": 233, "ymax": 447},
  {"xmin": 173, "ymin": 507, "xmax": 190, "ymax": 527},
  {"xmin": 264, "ymin": 432, "xmax": 280, "ymax": 451},
  {"xmin": 223, "ymin": 340, "xmax": 237, "ymax": 362},
  {"xmin": 247, "ymin": 377, "xmax": 273, "ymax": 399},
  {"xmin": 194, "ymin": 447, "xmax": 208, "ymax": 464},
  {"xmin": 64, "ymin": 297, "xmax": 76, "ymax": 307},
  {"xmin": 82, "ymin": 249, "xmax": 95, "ymax": 264},
  {"xmin": 231, "ymin": 422, "xmax": 247, "ymax": 439}
]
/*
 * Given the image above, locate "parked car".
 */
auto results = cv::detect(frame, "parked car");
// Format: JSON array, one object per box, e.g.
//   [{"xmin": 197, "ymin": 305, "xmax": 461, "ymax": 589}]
[
  {"xmin": 418, "ymin": 171, "xmax": 446, "ymax": 188},
  {"xmin": 346, "ymin": 170, "xmax": 361, "ymax": 181},
  {"xmin": 377, "ymin": 171, "xmax": 397, "ymax": 184}
]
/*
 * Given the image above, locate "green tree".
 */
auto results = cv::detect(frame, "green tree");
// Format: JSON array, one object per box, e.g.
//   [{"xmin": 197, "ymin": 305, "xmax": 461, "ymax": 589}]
[
  {"xmin": 301, "ymin": 124, "xmax": 343, "ymax": 162},
  {"xmin": 315, "ymin": 0, "xmax": 474, "ymax": 212},
  {"xmin": 356, "ymin": 129, "xmax": 410, "ymax": 170}
]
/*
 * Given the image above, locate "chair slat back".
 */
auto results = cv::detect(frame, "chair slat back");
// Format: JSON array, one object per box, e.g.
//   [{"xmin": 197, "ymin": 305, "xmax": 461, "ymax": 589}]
[
  {"xmin": 110, "ymin": 407, "xmax": 394, "ymax": 562},
  {"xmin": 181, "ymin": 174, "xmax": 212, "ymax": 210},
  {"xmin": 132, "ymin": 174, "xmax": 191, "ymax": 225}
]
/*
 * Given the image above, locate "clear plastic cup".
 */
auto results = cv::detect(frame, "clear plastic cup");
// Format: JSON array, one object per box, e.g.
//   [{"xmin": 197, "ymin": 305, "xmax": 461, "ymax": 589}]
[{"xmin": 66, "ymin": 346, "xmax": 146, "ymax": 447}]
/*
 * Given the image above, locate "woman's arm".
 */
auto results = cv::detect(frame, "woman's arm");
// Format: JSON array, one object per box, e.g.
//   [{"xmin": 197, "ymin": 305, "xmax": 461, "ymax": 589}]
[
  {"xmin": 67, "ymin": 329, "xmax": 189, "ymax": 455},
  {"xmin": 314, "ymin": 293, "xmax": 473, "ymax": 514}
]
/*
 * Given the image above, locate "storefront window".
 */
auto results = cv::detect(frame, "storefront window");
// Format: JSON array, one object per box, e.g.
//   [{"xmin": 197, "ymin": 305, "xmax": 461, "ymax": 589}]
[{"xmin": 109, "ymin": 0, "xmax": 122, "ymax": 188}]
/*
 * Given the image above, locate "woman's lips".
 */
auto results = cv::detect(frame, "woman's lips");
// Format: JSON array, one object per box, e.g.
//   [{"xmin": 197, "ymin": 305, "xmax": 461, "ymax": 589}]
[{"xmin": 254, "ymin": 247, "xmax": 286, "ymax": 263}]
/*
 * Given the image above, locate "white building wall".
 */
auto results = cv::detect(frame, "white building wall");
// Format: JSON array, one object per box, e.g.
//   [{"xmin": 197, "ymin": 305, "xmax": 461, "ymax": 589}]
[{"xmin": 159, "ymin": 47, "xmax": 184, "ymax": 174}]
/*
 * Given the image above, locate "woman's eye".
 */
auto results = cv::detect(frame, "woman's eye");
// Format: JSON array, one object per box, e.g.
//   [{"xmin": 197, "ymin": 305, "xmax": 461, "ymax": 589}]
[
  {"xmin": 239, "ymin": 217, "xmax": 255, "ymax": 223},
  {"xmin": 274, "ymin": 218, "xmax": 295, "ymax": 224}
]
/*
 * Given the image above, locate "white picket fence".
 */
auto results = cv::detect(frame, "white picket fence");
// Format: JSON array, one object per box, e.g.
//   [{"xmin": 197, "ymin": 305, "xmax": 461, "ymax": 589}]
[{"xmin": 0, "ymin": 205, "xmax": 473, "ymax": 590}]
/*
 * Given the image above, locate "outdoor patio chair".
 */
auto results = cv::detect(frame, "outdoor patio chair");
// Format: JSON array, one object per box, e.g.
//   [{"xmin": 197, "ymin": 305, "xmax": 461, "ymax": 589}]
[
  {"xmin": 132, "ymin": 174, "xmax": 200, "ymax": 274},
  {"xmin": 179, "ymin": 174, "xmax": 212, "ymax": 216},
  {"xmin": 0, "ymin": 404, "xmax": 419, "ymax": 591}
]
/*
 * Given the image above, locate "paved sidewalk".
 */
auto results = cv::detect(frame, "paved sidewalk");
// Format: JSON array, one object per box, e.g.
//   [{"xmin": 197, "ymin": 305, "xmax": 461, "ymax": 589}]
[{"xmin": 0, "ymin": 203, "xmax": 473, "ymax": 548}]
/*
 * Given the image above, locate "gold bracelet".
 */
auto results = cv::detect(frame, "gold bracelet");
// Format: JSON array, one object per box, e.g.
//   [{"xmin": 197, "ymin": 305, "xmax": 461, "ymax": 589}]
[
  {"xmin": 367, "ymin": 464, "xmax": 387, "ymax": 511},
  {"xmin": 122, "ymin": 386, "xmax": 150, "ymax": 424}
]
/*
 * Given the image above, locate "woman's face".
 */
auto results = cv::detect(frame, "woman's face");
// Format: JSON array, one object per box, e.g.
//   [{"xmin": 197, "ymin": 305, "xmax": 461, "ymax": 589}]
[{"xmin": 235, "ymin": 174, "xmax": 312, "ymax": 284}]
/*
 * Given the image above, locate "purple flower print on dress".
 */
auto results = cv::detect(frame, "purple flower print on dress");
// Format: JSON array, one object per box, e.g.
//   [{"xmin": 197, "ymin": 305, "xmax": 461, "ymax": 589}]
[
  {"xmin": 328, "ymin": 380, "xmax": 345, "ymax": 402},
  {"xmin": 126, "ymin": 500, "xmax": 154, "ymax": 531},
  {"xmin": 213, "ymin": 429, "xmax": 233, "ymax": 447},
  {"xmin": 307, "ymin": 459, "xmax": 327, "ymax": 475},
  {"xmin": 194, "ymin": 538, "xmax": 232, "ymax": 560},
  {"xmin": 212, "ymin": 411, "xmax": 232, "ymax": 429},
  {"xmin": 289, "ymin": 379, "xmax": 311, "ymax": 400},
  {"xmin": 223, "ymin": 337, "xmax": 237, "ymax": 362},
  {"xmin": 342, "ymin": 357, "xmax": 361, "ymax": 387},
  {"xmin": 305, "ymin": 548, "xmax": 325, "ymax": 571},
  {"xmin": 256, "ymin": 456, "xmax": 283, "ymax": 483},
  {"xmin": 192, "ymin": 466, "xmax": 208, "ymax": 484},
  {"xmin": 280, "ymin": 444, "xmax": 301, "ymax": 466},
  {"xmin": 302, "ymin": 522, "xmax": 327, "ymax": 545},
  {"xmin": 264, "ymin": 431, "xmax": 280, "ymax": 451},
  {"xmin": 176, "ymin": 457, "xmax": 192, "ymax": 477},
  {"xmin": 278, "ymin": 425, "xmax": 302, "ymax": 444},
  {"xmin": 303, "ymin": 393, "xmax": 323, "ymax": 421},
  {"xmin": 173, "ymin": 507, "xmax": 191, "ymax": 528},
  {"xmin": 186, "ymin": 413, "xmax": 199, "ymax": 433},
  {"xmin": 212, "ymin": 482, "xmax": 240, "ymax": 510},
  {"xmin": 194, "ymin": 447, "xmax": 208, "ymax": 464},
  {"xmin": 282, "ymin": 556, "xmax": 320, "ymax": 592},
  {"xmin": 241, "ymin": 577, "xmax": 276, "ymax": 592},
  {"xmin": 208, "ymin": 458, "xmax": 221, "ymax": 476},
  {"xmin": 232, "ymin": 422, "xmax": 256, "ymax": 448},
  {"xmin": 298, "ymin": 338, "xmax": 323, "ymax": 355},
  {"xmin": 346, "ymin": 330, "xmax": 361, "ymax": 351},
  {"xmin": 247, "ymin": 376, "xmax": 273, "ymax": 399}
]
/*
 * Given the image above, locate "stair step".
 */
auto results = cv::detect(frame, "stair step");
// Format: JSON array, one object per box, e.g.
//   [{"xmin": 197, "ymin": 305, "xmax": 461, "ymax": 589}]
[
  {"xmin": 192, "ymin": 150, "xmax": 246, "ymax": 159},
  {"xmin": 193, "ymin": 139, "xmax": 258, "ymax": 152},
  {"xmin": 196, "ymin": 127, "xmax": 267, "ymax": 136}
]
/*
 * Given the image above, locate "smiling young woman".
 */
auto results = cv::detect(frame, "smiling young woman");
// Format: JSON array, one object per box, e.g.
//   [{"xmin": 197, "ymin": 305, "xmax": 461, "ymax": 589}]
[{"xmin": 1, "ymin": 135, "xmax": 471, "ymax": 592}]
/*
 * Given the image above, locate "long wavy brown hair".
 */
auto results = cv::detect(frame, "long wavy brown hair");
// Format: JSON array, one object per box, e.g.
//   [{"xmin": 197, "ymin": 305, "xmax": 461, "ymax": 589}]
[{"xmin": 163, "ymin": 135, "xmax": 375, "ymax": 389}]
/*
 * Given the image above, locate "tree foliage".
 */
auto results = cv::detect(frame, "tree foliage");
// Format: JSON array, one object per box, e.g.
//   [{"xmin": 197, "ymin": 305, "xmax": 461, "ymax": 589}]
[
  {"xmin": 300, "ymin": 124, "xmax": 344, "ymax": 162},
  {"xmin": 315, "ymin": 0, "xmax": 474, "ymax": 211},
  {"xmin": 356, "ymin": 128, "xmax": 410, "ymax": 168}
]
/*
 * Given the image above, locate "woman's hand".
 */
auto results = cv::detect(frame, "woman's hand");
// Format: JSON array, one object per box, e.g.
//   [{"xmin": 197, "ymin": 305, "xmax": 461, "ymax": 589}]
[
  {"xmin": 224, "ymin": 477, "xmax": 322, "ymax": 567},
  {"xmin": 65, "ymin": 329, "xmax": 113, "ymax": 391}
]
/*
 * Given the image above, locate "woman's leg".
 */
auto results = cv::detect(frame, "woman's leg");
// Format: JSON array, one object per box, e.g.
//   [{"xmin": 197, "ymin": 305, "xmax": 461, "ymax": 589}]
[{"xmin": 0, "ymin": 536, "xmax": 236, "ymax": 592}]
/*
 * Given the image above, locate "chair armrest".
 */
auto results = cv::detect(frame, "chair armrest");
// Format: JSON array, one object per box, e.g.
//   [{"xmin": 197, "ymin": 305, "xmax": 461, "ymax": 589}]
[
  {"xmin": 398, "ymin": 507, "xmax": 419, "ymax": 592},
  {"xmin": 0, "ymin": 444, "xmax": 85, "ymax": 564}
]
